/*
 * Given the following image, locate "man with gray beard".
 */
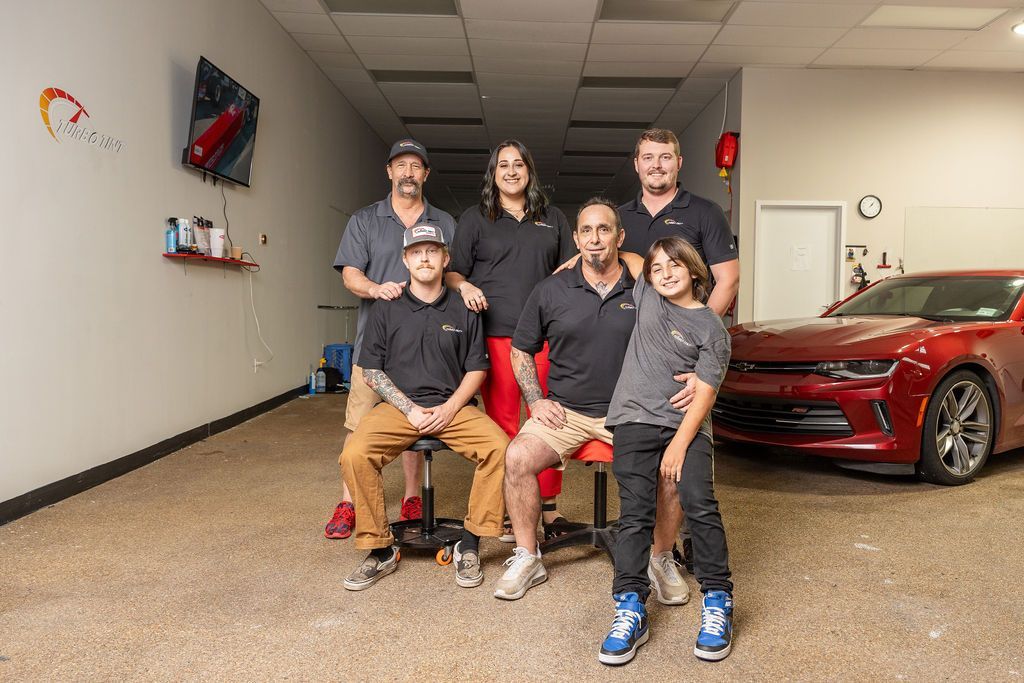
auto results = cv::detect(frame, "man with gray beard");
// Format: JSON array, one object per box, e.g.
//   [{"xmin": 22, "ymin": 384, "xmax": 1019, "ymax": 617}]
[{"xmin": 324, "ymin": 139, "xmax": 456, "ymax": 540}]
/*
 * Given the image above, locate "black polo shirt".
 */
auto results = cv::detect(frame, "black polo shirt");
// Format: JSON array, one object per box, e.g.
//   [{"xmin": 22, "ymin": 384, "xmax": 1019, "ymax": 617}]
[
  {"xmin": 512, "ymin": 260, "xmax": 636, "ymax": 418},
  {"xmin": 359, "ymin": 286, "xmax": 489, "ymax": 409},
  {"xmin": 450, "ymin": 205, "xmax": 577, "ymax": 337},
  {"xmin": 619, "ymin": 185, "xmax": 737, "ymax": 267}
]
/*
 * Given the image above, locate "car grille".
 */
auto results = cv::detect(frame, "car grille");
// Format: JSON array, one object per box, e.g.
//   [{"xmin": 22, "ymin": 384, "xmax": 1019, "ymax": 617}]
[
  {"xmin": 728, "ymin": 360, "xmax": 818, "ymax": 373},
  {"xmin": 712, "ymin": 393, "xmax": 853, "ymax": 436}
]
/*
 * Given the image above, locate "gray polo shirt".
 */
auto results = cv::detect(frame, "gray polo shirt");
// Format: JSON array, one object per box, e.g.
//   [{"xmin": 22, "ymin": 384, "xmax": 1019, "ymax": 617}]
[
  {"xmin": 606, "ymin": 274, "xmax": 731, "ymax": 439},
  {"xmin": 332, "ymin": 194, "xmax": 456, "ymax": 365}
]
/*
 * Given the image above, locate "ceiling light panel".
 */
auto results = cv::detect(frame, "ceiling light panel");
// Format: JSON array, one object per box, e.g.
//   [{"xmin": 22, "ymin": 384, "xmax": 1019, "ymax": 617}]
[
  {"xmin": 323, "ymin": 66, "xmax": 374, "ymax": 84},
  {"xmin": 273, "ymin": 11, "xmax": 340, "ymax": 34},
  {"xmin": 476, "ymin": 72, "xmax": 579, "ymax": 90},
  {"xmin": 464, "ymin": 19, "xmax": 593, "ymax": 42},
  {"xmin": 714, "ymin": 25, "xmax": 846, "ymax": 47},
  {"xmin": 346, "ymin": 36, "xmax": 469, "ymax": 55},
  {"xmin": 372, "ymin": 70, "xmax": 474, "ymax": 83},
  {"xmin": 599, "ymin": 0, "xmax": 734, "ymax": 22},
  {"xmin": 332, "ymin": 15, "xmax": 465, "ymax": 37},
  {"xmin": 587, "ymin": 44, "xmax": 706, "ymax": 62},
  {"xmin": 473, "ymin": 56, "xmax": 584, "ymax": 77},
  {"xmin": 361, "ymin": 54, "xmax": 473, "ymax": 70},
  {"xmin": 590, "ymin": 21, "xmax": 721, "ymax": 44},
  {"xmin": 291, "ymin": 33, "xmax": 354, "ymax": 52},
  {"xmin": 582, "ymin": 76, "xmax": 682, "ymax": 88},
  {"xmin": 728, "ymin": 2, "xmax": 875, "ymax": 28},
  {"xmin": 570, "ymin": 120, "xmax": 649, "ymax": 129},
  {"xmin": 861, "ymin": 6, "xmax": 1007, "ymax": 30},
  {"xmin": 308, "ymin": 51, "xmax": 363, "ymax": 68},
  {"xmin": 325, "ymin": 0, "xmax": 457, "ymax": 14},
  {"xmin": 583, "ymin": 62, "xmax": 696, "ymax": 77},
  {"xmin": 703, "ymin": 45, "xmax": 826, "ymax": 64},
  {"xmin": 469, "ymin": 39, "xmax": 588, "ymax": 61},
  {"xmin": 834, "ymin": 27, "xmax": 972, "ymax": 50},
  {"xmin": 260, "ymin": 0, "xmax": 324, "ymax": 12},
  {"xmin": 812, "ymin": 47, "xmax": 941, "ymax": 67},
  {"xmin": 460, "ymin": 0, "xmax": 599, "ymax": 22}
]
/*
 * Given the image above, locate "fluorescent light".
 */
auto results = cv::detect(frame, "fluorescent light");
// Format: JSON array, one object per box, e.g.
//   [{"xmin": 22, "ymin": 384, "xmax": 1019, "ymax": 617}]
[
  {"xmin": 1013, "ymin": 22, "xmax": 1024, "ymax": 36},
  {"xmin": 862, "ymin": 6, "xmax": 1006, "ymax": 30}
]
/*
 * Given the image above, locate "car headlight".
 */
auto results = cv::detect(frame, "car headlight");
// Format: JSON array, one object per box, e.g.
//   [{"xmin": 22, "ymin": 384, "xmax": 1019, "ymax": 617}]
[{"xmin": 814, "ymin": 360, "xmax": 898, "ymax": 380}]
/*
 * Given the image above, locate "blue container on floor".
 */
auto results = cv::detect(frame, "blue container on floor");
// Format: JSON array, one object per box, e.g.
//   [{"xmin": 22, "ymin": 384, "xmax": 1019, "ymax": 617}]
[{"xmin": 324, "ymin": 343, "xmax": 353, "ymax": 383}]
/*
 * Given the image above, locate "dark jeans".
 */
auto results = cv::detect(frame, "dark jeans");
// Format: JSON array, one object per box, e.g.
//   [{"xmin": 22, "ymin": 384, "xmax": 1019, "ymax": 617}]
[{"xmin": 611, "ymin": 423, "xmax": 733, "ymax": 601}]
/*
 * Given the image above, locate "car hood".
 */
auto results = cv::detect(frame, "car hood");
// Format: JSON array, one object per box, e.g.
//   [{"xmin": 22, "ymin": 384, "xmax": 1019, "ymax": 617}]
[{"xmin": 730, "ymin": 315, "xmax": 944, "ymax": 359}]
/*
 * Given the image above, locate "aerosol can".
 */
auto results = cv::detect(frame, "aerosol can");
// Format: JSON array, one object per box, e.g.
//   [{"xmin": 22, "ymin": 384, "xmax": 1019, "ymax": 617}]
[{"xmin": 176, "ymin": 218, "xmax": 192, "ymax": 253}]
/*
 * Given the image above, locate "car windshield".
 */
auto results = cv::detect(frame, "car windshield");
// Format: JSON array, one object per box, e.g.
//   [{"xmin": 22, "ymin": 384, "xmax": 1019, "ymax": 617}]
[{"xmin": 829, "ymin": 276, "xmax": 1024, "ymax": 322}]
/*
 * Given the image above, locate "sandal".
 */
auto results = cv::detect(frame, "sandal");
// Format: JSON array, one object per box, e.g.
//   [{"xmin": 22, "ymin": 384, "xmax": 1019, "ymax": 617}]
[
  {"xmin": 499, "ymin": 515, "xmax": 515, "ymax": 543},
  {"xmin": 541, "ymin": 503, "xmax": 587, "ymax": 540}
]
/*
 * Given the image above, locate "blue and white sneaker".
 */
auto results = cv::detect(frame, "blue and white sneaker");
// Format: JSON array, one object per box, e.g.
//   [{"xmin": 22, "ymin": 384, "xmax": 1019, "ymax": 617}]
[
  {"xmin": 694, "ymin": 590, "xmax": 733, "ymax": 661},
  {"xmin": 598, "ymin": 592, "xmax": 649, "ymax": 665}
]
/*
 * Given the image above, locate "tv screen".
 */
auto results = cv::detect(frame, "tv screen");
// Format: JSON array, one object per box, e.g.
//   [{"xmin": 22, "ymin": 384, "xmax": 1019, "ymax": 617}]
[{"xmin": 183, "ymin": 56, "xmax": 260, "ymax": 187}]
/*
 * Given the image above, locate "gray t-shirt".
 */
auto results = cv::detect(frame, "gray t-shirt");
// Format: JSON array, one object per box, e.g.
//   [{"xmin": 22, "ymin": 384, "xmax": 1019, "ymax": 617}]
[
  {"xmin": 605, "ymin": 274, "xmax": 731, "ymax": 438},
  {"xmin": 332, "ymin": 194, "xmax": 456, "ymax": 365}
]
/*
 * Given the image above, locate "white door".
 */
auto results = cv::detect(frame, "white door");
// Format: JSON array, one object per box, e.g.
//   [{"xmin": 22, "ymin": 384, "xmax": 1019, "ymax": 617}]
[{"xmin": 753, "ymin": 201, "xmax": 846, "ymax": 321}]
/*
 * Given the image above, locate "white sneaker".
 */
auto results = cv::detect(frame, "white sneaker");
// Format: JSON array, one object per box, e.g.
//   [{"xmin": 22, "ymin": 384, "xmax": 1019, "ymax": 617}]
[
  {"xmin": 648, "ymin": 550, "xmax": 690, "ymax": 605},
  {"xmin": 493, "ymin": 547, "xmax": 548, "ymax": 600}
]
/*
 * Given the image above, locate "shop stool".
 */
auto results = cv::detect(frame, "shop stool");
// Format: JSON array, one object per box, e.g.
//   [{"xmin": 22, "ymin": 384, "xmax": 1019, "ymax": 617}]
[
  {"xmin": 388, "ymin": 437, "xmax": 465, "ymax": 565},
  {"xmin": 539, "ymin": 440, "xmax": 617, "ymax": 560}
]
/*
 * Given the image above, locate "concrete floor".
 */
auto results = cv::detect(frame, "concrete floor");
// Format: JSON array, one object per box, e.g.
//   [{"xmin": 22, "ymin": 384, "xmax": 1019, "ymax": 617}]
[{"xmin": 2, "ymin": 393, "xmax": 1023, "ymax": 681}]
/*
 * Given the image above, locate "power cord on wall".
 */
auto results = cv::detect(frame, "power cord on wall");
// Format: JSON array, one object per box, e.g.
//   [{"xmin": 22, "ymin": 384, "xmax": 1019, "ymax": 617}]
[
  {"xmin": 241, "ymin": 254, "xmax": 274, "ymax": 372},
  {"xmin": 221, "ymin": 182, "xmax": 234, "ymax": 251}
]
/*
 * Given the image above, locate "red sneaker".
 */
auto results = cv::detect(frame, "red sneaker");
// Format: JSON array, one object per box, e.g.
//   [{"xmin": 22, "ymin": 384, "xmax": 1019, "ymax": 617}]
[
  {"xmin": 325, "ymin": 501, "xmax": 355, "ymax": 539},
  {"xmin": 400, "ymin": 496, "xmax": 422, "ymax": 521}
]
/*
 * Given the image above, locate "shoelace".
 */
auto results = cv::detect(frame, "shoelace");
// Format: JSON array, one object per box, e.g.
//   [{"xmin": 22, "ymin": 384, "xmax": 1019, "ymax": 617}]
[
  {"xmin": 607, "ymin": 608, "xmax": 641, "ymax": 641},
  {"xmin": 502, "ymin": 549, "xmax": 532, "ymax": 575},
  {"xmin": 656, "ymin": 554, "xmax": 683, "ymax": 582},
  {"xmin": 700, "ymin": 606, "xmax": 728, "ymax": 637}
]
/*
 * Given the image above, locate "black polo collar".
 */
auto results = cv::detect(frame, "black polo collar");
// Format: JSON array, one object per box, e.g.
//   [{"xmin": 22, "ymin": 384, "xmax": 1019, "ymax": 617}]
[
  {"xmin": 565, "ymin": 258, "xmax": 635, "ymax": 293},
  {"xmin": 628, "ymin": 184, "xmax": 692, "ymax": 215},
  {"xmin": 375, "ymin": 193, "xmax": 441, "ymax": 222},
  {"xmin": 403, "ymin": 284, "xmax": 451, "ymax": 311}
]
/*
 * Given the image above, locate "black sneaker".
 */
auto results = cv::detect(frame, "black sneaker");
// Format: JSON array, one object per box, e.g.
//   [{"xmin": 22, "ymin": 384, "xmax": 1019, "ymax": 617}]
[
  {"xmin": 673, "ymin": 537, "xmax": 695, "ymax": 575},
  {"xmin": 343, "ymin": 548, "xmax": 399, "ymax": 591}
]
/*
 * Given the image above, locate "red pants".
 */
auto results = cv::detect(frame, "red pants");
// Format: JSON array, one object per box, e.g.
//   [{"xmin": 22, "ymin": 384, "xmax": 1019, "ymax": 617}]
[{"xmin": 481, "ymin": 336, "xmax": 563, "ymax": 498}]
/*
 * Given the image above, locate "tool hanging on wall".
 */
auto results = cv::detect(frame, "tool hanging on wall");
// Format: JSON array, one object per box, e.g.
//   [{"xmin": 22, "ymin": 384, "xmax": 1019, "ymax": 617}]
[
  {"xmin": 877, "ymin": 251, "xmax": 892, "ymax": 269},
  {"xmin": 851, "ymin": 262, "xmax": 870, "ymax": 291}
]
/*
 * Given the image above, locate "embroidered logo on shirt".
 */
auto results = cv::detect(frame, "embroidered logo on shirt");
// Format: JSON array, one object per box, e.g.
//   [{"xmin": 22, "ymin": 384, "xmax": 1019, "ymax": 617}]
[
  {"xmin": 664, "ymin": 218, "xmax": 684, "ymax": 226},
  {"xmin": 670, "ymin": 329, "xmax": 692, "ymax": 345},
  {"xmin": 441, "ymin": 324, "xmax": 463, "ymax": 333},
  {"xmin": 534, "ymin": 221, "xmax": 554, "ymax": 228},
  {"xmin": 619, "ymin": 303, "xmax": 636, "ymax": 310}
]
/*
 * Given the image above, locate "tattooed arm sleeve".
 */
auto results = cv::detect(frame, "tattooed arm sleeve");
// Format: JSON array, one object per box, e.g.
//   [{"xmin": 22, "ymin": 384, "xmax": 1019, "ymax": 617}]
[
  {"xmin": 510, "ymin": 346, "xmax": 545, "ymax": 406},
  {"xmin": 363, "ymin": 369, "xmax": 415, "ymax": 416}
]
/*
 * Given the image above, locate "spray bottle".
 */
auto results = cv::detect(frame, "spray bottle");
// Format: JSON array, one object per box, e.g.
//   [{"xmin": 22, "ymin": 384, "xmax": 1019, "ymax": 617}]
[{"xmin": 308, "ymin": 365, "xmax": 316, "ymax": 395}]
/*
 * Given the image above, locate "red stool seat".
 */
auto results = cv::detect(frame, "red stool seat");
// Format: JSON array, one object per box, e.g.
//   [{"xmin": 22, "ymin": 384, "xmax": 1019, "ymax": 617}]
[{"xmin": 570, "ymin": 440, "xmax": 613, "ymax": 463}]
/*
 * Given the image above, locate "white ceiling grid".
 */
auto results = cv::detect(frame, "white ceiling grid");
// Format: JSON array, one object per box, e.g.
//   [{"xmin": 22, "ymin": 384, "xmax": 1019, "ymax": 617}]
[{"xmin": 260, "ymin": 0, "xmax": 1024, "ymax": 212}]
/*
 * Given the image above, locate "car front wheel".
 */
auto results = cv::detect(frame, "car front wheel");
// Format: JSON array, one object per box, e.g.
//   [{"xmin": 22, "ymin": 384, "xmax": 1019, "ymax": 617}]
[{"xmin": 917, "ymin": 370, "xmax": 994, "ymax": 485}]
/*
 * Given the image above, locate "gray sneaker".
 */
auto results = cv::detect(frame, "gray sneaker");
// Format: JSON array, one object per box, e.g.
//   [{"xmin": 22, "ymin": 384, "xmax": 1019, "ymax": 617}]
[
  {"xmin": 648, "ymin": 550, "xmax": 690, "ymax": 605},
  {"xmin": 343, "ymin": 548, "xmax": 399, "ymax": 591},
  {"xmin": 453, "ymin": 541, "xmax": 484, "ymax": 588},
  {"xmin": 493, "ymin": 547, "xmax": 548, "ymax": 600}
]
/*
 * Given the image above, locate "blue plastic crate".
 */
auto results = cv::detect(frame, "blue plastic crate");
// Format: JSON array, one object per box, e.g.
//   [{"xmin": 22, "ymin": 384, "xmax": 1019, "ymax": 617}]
[{"xmin": 324, "ymin": 343, "xmax": 353, "ymax": 383}]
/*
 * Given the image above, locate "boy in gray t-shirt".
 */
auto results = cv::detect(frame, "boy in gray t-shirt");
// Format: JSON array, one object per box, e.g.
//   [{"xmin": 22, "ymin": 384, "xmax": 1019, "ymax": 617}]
[{"xmin": 597, "ymin": 237, "xmax": 735, "ymax": 667}]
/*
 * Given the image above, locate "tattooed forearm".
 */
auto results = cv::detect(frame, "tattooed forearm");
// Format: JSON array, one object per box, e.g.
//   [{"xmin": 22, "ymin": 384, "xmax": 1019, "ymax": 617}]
[
  {"xmin": 363, "ymin": 369, "xmax": 415, "ymax": 415},
  {"xmin": 510, "ymin": 347, "xmax": 545, "ymax": 405}
]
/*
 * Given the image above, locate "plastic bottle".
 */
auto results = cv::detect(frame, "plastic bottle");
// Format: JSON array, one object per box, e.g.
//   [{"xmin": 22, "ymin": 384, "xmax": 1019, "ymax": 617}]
[
  {"xmin": 309, "ymin": 368, "xmax": 316, "ymax": 395},
  {"xmin": 316, "ymin": 358, "xmax": 327, "ymax": 393},
  {"xmin": 165, "ymin": 226, "xmax": 176, "ymax": 253}
]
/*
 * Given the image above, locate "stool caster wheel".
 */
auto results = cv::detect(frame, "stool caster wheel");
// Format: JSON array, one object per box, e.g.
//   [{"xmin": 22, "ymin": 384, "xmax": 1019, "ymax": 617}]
[
  {"xmin": 395, "ymin": 550, "xmax": 401, "ymax": 562},
  {"xmin": 436, "ymin": 547, "xmax": 453, "ymax": 566}
]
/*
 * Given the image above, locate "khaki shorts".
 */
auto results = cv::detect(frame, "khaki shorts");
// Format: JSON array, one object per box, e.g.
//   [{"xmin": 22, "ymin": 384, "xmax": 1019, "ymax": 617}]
[
  {"xmin": 344, "ymin": 364, "xmax": 382, "ymax": 432},
  {"xmin": 516, "ymin": 407, "xmax": 613, "ymax": 470}
]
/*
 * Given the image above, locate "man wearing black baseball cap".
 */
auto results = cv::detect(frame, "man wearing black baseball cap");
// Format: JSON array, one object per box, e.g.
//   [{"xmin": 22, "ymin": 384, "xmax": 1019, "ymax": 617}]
[
  {"xmin": 341, "ymin": 224, "xmax": 508, "ymax": 590},
  {"xmin": 326, "ymin": 140, "xmax": 456, "ymax": 541}
]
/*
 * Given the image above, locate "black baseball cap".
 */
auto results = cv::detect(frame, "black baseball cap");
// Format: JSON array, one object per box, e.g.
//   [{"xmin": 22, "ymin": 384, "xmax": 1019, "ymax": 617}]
[{"xmin": 388, "ymin": 139, "xmax": 429, "ymax": 167}]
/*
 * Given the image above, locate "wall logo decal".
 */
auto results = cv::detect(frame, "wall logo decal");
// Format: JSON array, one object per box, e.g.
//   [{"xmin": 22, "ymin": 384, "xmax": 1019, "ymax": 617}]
[{"xmin": 39, "ymin": 87, "xmax": 125, "ymax": 153}]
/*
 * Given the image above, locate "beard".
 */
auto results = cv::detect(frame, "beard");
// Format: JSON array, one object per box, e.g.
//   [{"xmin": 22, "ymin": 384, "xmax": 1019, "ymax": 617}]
[
  {"xmin": 396, "ymin": 179, "xmax": 422, "ymax": 198},
  {"xmin": 642, "ymin": 172, "xmax": 674, "ymax": 193},
  {"xmin": 587, "ymin": 252, "xmax": 609, "ymax": 272}
]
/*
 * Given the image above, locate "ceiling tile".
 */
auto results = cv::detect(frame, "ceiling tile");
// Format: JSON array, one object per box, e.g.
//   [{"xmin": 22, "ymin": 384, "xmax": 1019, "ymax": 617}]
[
  {"xmin": 333, "ymin": 14, "xmax": 465, "ymax": 37},
  {"xmin": 290, "ymin": 32, "xmax": 353, "ymax": 52},
  {"xmin": 323, "ymin": 66, "xmax": 375, "ymax": 83},
  {"xmin": 360, "ymin": 54, "xmax": 473, "ymax": 70},
  {"xmin": 559, "ymin": 155, "xmax": 629, "ymax": 174},
  {"xmin": 653, "ymin": 110, "xmax": 701, "ymax": 131},
  {"xmin": 599, "ymin": 0, "xmax": 734, "ymax": 22},
  {"xmin": 430, "ymin": 153, "xmax": 491, "ymax": 171},
  {"xmin": 727, "ymin": 2, "xmax": 875, "ymax": 28},
  {"xmin": 953, "ymin": 12, "xmax": 1024, "ymax": 52},
  {"xmin": 308, "ymin": 51, "xmax": 363, "ymax": 68},
  {"xmin": 572, "ymin": 88, "xmax": 673, "ymax": 121},
  {"xmin": 714, "ymin": 25, "xmax": 846, "ymax": 47},
  {"xmin": 460, "ymin": 0, "xmax": 599, "ymax": 22},
  {"xmin": 404, "ymin": 124, "xmax": 490, "ymax": 147},
  {"xmin": 587, "ymin": 43, "xmax": 706, "ymax": 62},
  {"xmin": 272, "ymin": 11, "xmax": 340, "ymax": 34},
  {"xmin": 689, "ymin": 62, "xmax": 743, "ymax": 77},
  {"xmin": 582, "ymin": 61, "xmax": 695, "ymax": 77},
  {"xmin": 380, "ymin": 83, "xmax": 482, "ymax": 117},
  {"xmin": 260, "ymin": 0, "xmax": 325, "ymax": 13},
  {"xmin": 346, "ymin": 36, "xmax": 469, "ymax": 55},
  {"xmin": 703, "ymin": 44, "xmax": 824, "ymax": 64},
  {"xmin": 921, "ymin": 50, "xmax": 1024, "ymax": 70},
  {"xmin": 564, "ymin": 128, "xmax": 639, "ymax": 151},
  {"xmin": 464, "ymin": 19, "xmax": 593, "ymax": 43},
  {"xmin": 813, "ymin": 48, "xmax": 941, "ymax": 68},
  {"xmin": 469, "ymin": 39, "xmax": 589, "ymax": 61},
  {"xmin": 677, "ymin": 77, "xmax": 728, "ymax": 96},
  {"xmin": 861, "ymin": 6, "xmax": 1007, "ymax": 30},
  {"xmin": 590, "ymin": 21, "xmax": 720, "ymax": 44},
  {"xmin": 474, "ymin": 56, "xmax": 584, "ymax": 77},
  {"xmin": 834, "ymin": 27, "xmax": 973, "ymax": 50}
]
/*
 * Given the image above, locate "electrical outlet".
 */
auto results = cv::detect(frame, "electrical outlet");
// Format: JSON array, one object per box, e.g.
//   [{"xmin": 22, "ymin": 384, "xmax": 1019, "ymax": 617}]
[{"xmin": 258, "ymin": 233, "xmax": 267, "ymax": 245}]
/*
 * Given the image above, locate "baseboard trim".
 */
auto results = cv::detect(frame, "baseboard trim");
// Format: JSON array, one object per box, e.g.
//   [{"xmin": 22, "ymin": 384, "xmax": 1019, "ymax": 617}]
[{"xmin": 0, "ymin": 384, "xmax": 307, "ymax": 526}]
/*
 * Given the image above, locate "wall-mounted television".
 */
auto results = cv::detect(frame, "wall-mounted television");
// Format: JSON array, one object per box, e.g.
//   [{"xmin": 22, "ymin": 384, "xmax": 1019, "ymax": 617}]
[{"xmin": 182, "ymin": 56, "xmax": 260, "ymax": 187}]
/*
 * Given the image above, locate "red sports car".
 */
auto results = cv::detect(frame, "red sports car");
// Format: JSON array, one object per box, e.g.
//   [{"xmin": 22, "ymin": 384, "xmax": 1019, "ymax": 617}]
[{"xmin": 714, "ymin": 270, "xmax": 1024, "ymax": 485}]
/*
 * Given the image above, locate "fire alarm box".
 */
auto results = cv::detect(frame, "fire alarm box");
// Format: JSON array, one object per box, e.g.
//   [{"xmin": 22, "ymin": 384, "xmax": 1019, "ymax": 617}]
[{"xmin": 716, "ymin": 132, "xmax": 739, "ymax": 169}]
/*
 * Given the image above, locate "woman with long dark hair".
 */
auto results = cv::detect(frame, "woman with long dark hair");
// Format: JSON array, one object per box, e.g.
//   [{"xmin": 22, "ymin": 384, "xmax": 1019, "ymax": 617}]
[{"xmin": 446, "ymin": 140, "xmax": 580, "ymax": 540}]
